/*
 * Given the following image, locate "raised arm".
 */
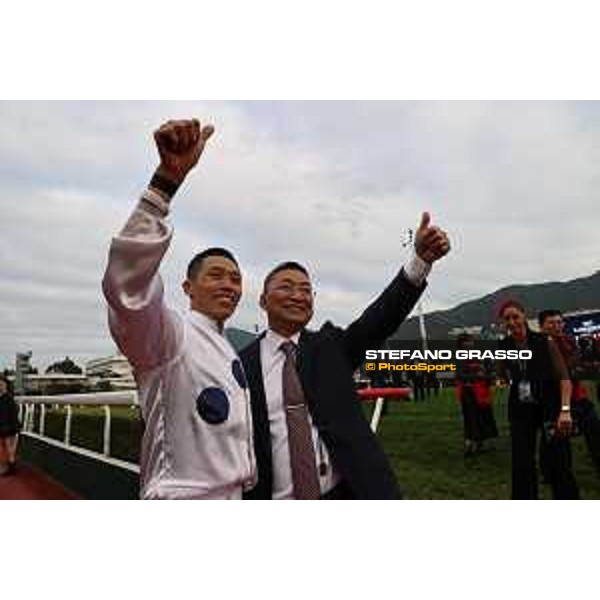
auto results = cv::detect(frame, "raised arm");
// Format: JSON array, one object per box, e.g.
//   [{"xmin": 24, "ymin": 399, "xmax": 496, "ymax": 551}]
[
  {"xmin": 343, "ymin": 212, "xmax": 451, "ymax": 369},
  {"xmin": 102, "ymin": 119, "xmax": 214, "ymax": 371}
]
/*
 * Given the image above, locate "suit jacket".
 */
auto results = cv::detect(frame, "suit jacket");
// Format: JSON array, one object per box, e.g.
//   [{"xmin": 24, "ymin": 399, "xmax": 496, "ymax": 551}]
[{"xmin": 240, "ymin": 268, "xmax": 426, "ymax": 499}]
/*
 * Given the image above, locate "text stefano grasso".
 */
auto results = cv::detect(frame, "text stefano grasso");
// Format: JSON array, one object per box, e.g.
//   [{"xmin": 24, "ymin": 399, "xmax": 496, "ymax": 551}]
[{"xmin": 365, "ymin": 349, "xmax": 532, "ymax": 361}]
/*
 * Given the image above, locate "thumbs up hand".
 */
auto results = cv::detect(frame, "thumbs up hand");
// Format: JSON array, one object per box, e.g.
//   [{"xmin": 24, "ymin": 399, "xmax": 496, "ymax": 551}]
[{"xmin": 414, "ymin": 211, "xmax": 450, "ymax": 264}]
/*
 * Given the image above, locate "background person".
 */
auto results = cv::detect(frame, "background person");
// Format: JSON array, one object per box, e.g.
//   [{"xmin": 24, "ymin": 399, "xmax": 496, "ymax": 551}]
[
  {"xmin": 409, "ymin": 367, "xmax": 426, "ymax": 402},
  {"xmin": 455, "ymin": 334, "xmax": 498, "ymax": 456},
  {"xmin": 426, "ymin": 371, "xmax": 440, "ymax": 398},
  {"xmin": 538, "ymin": 309, "xmax": 600, "ymax": 479},
  {"xmin": 497, "ymin": 300, "xmax": 579, "ymax": 499},
  {"xmin": 0, "ymin": 375, "xmax": 20, "ymax": 476}
]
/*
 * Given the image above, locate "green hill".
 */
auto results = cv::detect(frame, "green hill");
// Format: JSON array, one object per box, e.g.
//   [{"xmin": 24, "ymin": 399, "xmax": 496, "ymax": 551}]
[
  {"xmin": 223, "ymin": 270, "xmax": 600, "ymax": 344},
  {"xmin": 225, "ymin": 327, "xmax": 257, "ymax": 352},
  {"xmin": 392, "ymin": 270, "xmax": 600, "ymax": 340}
]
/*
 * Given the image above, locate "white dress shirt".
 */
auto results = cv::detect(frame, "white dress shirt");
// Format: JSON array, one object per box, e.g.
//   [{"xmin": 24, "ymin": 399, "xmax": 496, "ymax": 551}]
[
  {"xmin": 259, "ymin": 253, "xmax": 430, "ymax": 500},
  {"xmin": 260, "ymin": 329, "xmax": 341, "ymax": 499}
]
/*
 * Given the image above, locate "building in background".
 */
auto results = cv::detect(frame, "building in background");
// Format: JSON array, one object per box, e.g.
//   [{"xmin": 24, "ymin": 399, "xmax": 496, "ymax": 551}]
[
  {"xmin": 24, "ymin": 373, "xmax": 88, "ymax": 395},
  {"xmin": 11, "ymin": 351, "xmax": 87, "ymax": 395},
  {"xmin": 85, "ymin": 353, "xmax": 136, "ymax": 391}
]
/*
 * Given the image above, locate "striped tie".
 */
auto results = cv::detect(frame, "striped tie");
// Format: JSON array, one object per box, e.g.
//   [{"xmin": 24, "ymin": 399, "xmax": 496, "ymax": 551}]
[{"xmin": 280, "ymin": 341, "xmax": 321, "ymax": 499}]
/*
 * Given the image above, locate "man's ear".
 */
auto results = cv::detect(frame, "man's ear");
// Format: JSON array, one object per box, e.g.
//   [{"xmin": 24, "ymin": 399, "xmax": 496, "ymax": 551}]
[
  {"xmin": 259, "ymin": 292, "xmax": 267, "ymax": 311},
  {"xmin": 183, "ymin": 279, "xmax": 193, "ymax": 298}
]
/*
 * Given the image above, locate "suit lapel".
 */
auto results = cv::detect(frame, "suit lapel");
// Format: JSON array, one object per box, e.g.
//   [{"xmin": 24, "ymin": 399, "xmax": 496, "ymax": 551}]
[
  {"xmin": 296, "ymin": 329, "xmax": 309, "ymax": 384},
  {"xmin": 243, "ymin": 335, "xmax": 274, "ymax": 498}
]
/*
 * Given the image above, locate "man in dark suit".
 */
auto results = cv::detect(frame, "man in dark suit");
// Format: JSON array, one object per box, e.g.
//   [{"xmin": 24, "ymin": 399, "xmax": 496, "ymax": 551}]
[{"xmin": 240, "ymin": 213, "xmax": 450, "ymax": 499}]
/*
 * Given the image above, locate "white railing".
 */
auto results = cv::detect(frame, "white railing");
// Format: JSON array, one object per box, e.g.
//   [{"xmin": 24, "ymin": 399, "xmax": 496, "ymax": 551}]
[{"xmin": 15, "ymin": 391, "xmax": 140, "ymax": 472}]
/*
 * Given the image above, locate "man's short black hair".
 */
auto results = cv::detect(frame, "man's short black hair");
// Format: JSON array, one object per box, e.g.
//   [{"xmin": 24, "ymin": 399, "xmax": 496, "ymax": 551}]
[
  {"xmin": 263, "ymin": 261, "xmax": 310, "ymax": 291},
  {"xmin": 187, "ymin": 247, "xmax": 239, "ymax": 281},
  {"xmin": 538, "ymin": 309, "xmax": 563, "ymax": 327}
]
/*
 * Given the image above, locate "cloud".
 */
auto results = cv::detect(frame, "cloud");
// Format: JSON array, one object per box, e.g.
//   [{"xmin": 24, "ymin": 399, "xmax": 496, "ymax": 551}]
[{"xmin": 1, "ymin": 101, "xmax": 598, "ymax": 369}]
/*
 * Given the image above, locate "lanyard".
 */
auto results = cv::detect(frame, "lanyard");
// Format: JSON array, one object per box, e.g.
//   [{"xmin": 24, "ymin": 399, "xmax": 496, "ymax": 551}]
[
  {"xmin": 517, "ymin": 357, "xmax": 528, "ymax": 380},
  {"xmin": 513, "ymin": 338, "xmax": 529, "ymax": 380}
]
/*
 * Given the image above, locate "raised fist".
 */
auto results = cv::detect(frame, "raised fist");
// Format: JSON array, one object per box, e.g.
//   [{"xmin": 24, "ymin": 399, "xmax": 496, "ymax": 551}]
[
  {"xmin": 414, "ymin": 212, "xmax": 451, "ymax": 264},
  {"xmin": 153, "ymin": 119, "xmax": 215, "ymax": 185}
]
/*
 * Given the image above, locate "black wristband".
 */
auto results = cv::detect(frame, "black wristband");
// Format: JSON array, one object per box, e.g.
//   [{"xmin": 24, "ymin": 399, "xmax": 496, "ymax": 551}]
[{"xmin": 150, "ymin": 172, "xmax": 181, "ymax": 198}]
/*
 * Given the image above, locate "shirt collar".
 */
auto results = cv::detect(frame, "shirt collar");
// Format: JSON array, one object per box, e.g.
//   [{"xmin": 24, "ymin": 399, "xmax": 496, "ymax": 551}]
[
  {"xmin": 264, "ymin": 328, "xmax": 301, "ymax": 356},
  {"xmin": 187, "ymin": 309, "xmax": 223, "ymax": 334}
]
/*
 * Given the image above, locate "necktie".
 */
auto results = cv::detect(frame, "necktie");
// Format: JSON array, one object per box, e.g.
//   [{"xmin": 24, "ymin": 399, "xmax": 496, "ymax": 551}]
[{"xmin": 280, "ymin": 341, "xmax": 321, "ymax": 499}]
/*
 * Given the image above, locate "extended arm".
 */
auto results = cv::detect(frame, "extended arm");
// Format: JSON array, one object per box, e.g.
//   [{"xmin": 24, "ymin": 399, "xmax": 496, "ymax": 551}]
[
  {"xmin": 343, "ymin": 212, "xmax": 450, "ymax": 369},
  {"xmin": 102, "ymin": 119, "xmax": 214, "ymax": 371}
]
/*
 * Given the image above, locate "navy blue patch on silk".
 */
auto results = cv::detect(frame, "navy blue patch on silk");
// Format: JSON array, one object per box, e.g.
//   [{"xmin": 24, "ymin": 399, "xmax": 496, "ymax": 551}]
[
  {"xmin": 196, "ymin": 387, "xmax": 230, "ymax": 425},
  {"xmin": 231, "ymin": 359, "xmax": 248, "ymax": 389}
]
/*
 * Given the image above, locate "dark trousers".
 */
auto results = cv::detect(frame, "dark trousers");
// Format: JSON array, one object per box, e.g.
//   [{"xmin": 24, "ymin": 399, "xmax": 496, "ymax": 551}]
[
  {"xmin": 540, "ymin": 399, "xmax": 600, "ymax": 481},
  {"xmin": 511, "ymin": 406, "xmax": 579, "ymax": 499},
  {"xmin": 461, "ymin": 393, "xmax": 481, "ymax": 442},
  {"xmin": 573, "ymin": 400, "xmax": 600, "ymax": 477}
]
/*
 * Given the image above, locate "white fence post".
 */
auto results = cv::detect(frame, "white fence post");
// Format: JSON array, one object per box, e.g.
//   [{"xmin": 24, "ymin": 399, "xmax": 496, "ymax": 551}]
[
  {"xmin": 65, "ymin": 405, "xmax": 73, "ymax": 446},
  {"xmin": 13, "ymin": 391, "xmax": 138, "ymax": 456},
  {"xmin": 26, "ymin": 404, "xmax": 34, "ymax": 432},
  {"xmin": 39, "ymin": 404, "xmax": 46, "ymax": 436},
  {"xmin": 103, "ymin": 405, "xmax": 111, "ymax": 457},
  {"xmin": 370, "ymin": 397, "xmax": 386, "ymax": 433},
  {"xmin": 12, "ymin": 391, "xmax": 140, "ymax": 476}
]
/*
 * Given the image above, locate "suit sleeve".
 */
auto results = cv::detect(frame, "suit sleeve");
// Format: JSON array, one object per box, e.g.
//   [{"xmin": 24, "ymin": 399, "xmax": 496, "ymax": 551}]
[
  {"xmin": 102, "ymin": 188, "xmax": 183, "ymax": 372},
  {"xmin": 342, "ymin": 253, "xmax": 428, "ymax": 369}
]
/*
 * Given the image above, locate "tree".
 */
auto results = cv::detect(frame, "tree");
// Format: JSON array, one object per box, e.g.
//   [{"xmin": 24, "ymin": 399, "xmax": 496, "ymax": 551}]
[{"xmin": 45, "ymin": 356, "xmax": 83, "ymax": 375}]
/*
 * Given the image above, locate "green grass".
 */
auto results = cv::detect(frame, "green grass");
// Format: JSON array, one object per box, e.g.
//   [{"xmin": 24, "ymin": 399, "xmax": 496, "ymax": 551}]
[
  {"xmin": 29, "ymin": 385, "xmax": 600, "ymax": 499},
  {"xmin": 40, "ymin": 406, "xmax": 143, "ymax": 463},
  {"xmin": 376, "ymin": 386, "xmax": 600, "ymax": 499}
]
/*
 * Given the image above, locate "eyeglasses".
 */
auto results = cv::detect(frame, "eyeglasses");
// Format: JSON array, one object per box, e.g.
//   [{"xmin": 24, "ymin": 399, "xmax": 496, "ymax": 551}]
[{"xmin": 271, "ymin": 284, "xmax": 315, "ymax": 297}]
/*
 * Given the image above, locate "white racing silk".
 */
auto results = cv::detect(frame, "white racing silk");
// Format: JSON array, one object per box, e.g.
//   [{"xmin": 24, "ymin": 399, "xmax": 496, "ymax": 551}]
[{"xmin": 102, "ymin": 188, "xmax": 256, "ymax": 499}]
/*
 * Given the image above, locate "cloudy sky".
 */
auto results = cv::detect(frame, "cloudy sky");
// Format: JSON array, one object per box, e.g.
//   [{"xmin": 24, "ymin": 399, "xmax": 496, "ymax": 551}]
[{"xmin": 1, "ymin": 101, "xmax": 599, "ymax": 370}]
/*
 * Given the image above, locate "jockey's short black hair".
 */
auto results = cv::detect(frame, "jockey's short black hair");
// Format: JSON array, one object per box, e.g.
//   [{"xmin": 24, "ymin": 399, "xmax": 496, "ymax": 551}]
[{"xmin": 187, "ymin": 248, "xmax": 239, "ymax": 280}]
